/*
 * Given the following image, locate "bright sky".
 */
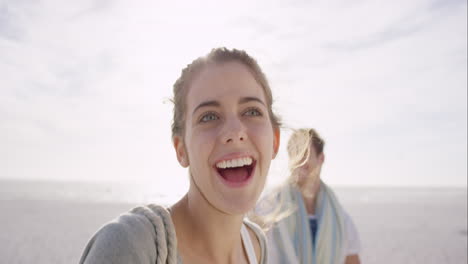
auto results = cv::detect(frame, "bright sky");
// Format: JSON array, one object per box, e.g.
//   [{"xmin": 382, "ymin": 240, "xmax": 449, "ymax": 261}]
[{"xmin": 1, "ymin": 0, "xmax": 466, "ymax": 189}]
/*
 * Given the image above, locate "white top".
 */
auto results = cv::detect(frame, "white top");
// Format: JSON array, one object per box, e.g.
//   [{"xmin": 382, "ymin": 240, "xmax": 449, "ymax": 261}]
[
  {"xmin": 241, "ymin": 224, "xmax": 258, "ymax": 264},
  {"xmin": 342, "ymin": 211, "xmax": 361, "ymax": 255}
]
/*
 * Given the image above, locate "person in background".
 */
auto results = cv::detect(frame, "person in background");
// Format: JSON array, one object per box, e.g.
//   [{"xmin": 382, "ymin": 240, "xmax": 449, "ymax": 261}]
[
  {"xmin": 79, "ymin": 47, "xmax": 281, "ymax": 264},
  {"xmin": 252, "ymin": 128, "xmax": 361, "ymax": 264}
]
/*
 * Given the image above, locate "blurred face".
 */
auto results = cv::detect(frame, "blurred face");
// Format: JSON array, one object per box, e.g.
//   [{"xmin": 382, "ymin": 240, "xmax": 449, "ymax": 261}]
[
  {"xmin": 173, "ymin": 62, "xmax": 280, "ymax": 215},
  {"xmin": 295, "ymin": 143, "xmax": 324, "ymax": 189}
]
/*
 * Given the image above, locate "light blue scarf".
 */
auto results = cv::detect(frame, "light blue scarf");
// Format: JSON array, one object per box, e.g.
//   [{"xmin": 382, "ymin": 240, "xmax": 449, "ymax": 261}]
[{"xmin": 269, "ymin": 181, "xmax": 346, "ymax": 264}]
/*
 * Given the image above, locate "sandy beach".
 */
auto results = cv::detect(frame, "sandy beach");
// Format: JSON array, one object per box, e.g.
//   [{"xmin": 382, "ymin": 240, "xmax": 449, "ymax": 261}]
[
  {"xmin": 0, "ymin": 200, "xmax": 134, "ymax": 264},
  {"xmin": 0, "ymin": 186, "xmax": 466, "ymax": 264}
]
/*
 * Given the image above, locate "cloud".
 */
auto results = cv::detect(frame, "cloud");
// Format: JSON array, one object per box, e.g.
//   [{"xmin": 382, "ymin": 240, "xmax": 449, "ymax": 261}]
[
  {"xmin": 0, "ymin": 0, "xmax": 466, "ymax": 187},
  {"xmin": 429, "ymin": 0, "xmax": 466, "ymax": 10},
  {"xmin": 69, "ymin": 0, "xmax": 118, "ymax": 20},
  {"xmin": 323, "ymin": 21, "xmax": 426, "ymax": 52},
  {"xmin": 0, "ymin": 3, "xmax": 22, "ymax": 41},
  {"xmin": 323, "ymin": 0, "xmax": 466, "ymax": 53}
]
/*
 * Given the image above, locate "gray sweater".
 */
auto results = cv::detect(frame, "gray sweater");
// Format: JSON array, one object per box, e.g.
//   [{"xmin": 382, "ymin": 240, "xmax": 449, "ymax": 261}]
[{"xmin": 79, "ymin": 204, "xmax": 267, "ymax": 264}]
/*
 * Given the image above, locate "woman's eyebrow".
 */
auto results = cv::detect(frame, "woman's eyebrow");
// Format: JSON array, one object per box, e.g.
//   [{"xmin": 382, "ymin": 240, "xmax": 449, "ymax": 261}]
[
  {"xmin": 239, "ymin": 97, "xmax": 266, "ymax": 106},
  {"xmin": 192, "ymin": 97, "xmax": 265, "ymax": 115},
  {"xmin": 193, "ymin": 100, "xmax": 220, "ymax": 115}
]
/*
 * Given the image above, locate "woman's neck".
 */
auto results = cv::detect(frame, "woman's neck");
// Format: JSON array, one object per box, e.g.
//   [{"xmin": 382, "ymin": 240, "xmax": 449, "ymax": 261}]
[
  {"xmin": 170, "ymin": 190, "xmax": 247, "ymax": 263},
  {"xmin": 301, "ymin": 184, "xmax": 321, "ymax": 215},
  {"xmin": 302, "ymin": 193, "xmax": 317, "ymax": 215}
]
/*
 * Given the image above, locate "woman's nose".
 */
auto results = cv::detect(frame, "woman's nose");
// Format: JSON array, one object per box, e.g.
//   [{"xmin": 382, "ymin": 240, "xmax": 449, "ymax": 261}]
[{"xmin": 221, "ymin": 116, "xmax": 248, "ymax": 144}]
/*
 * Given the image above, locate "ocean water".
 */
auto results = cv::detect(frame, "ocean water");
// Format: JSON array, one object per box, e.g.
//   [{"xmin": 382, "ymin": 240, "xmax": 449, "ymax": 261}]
[
  {"xmin": 3, "ymin": 179, "xmax": 465, "ymax": 205},
  {"xmin": 0, "ymin": 179, "xmax": 186, "ymax": 204},
  {"xmin": 0, "ymin": 179, "xmax": 466, "ymax": 263}
]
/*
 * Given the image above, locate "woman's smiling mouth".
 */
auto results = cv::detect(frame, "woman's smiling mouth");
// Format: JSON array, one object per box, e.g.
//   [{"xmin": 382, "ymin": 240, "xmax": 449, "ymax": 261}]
[{"xmin": 214, "ymin": 156, "xmax": 256, "ymax": 188}]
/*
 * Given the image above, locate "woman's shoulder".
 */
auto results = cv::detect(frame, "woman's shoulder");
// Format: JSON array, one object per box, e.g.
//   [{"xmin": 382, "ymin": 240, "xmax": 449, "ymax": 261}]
[{"xmin": 79, "ymin": 204, "xmax": 178, "ymax": 264}]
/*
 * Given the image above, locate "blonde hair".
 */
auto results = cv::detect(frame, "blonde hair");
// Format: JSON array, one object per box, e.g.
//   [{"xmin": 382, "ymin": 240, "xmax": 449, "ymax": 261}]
[
  {"xmin": 287, "ymin": 128, "xmax": 325, "ymax": 183},
  {"xmin": 171, "ymin": 47, "xmax": 281, "ymax": 139}
]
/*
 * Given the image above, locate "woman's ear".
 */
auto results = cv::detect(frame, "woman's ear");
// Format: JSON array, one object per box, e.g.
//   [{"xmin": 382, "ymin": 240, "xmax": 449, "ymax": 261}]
[
  {"xmin": 272, "ymin": 127, "xmax": 281, "ymax": 159},
  {"xmin": 173, "ymin": 135, "xmax": 189, "ymax": 168},
  {"xmin": 318, "ymin": 153, "xmax": 325, "ymax": 165}
]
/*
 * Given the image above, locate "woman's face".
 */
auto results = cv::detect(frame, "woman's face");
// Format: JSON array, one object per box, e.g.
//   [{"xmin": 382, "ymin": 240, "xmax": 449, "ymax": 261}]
[
  {"xmin": 296, "ymin": 143, "xmax": 324, "ymax": 188},
  {"xmin": 174, "ymin": 61, "xmax": 280, "ymax": 215}
]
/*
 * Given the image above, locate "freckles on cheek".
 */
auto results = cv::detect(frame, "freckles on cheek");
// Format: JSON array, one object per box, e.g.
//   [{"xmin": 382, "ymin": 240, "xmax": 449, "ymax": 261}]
[
  {"xmin": 190, "ymin": 128, "xmax": 217, "ymax": 149},
  {"xmin": 251, "ymin": 123, "xmax": 274, "ymax": 141}
]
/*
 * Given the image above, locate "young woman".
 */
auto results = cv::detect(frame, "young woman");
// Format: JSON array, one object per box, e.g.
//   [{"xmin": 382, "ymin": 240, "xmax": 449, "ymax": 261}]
[
  {"xmin": 253, "ymin": 128, "xmax": 361, "ymax": 264},
  {"xmin": 79, "ymin": 48, "xmax": 281, "ymax": 264}
]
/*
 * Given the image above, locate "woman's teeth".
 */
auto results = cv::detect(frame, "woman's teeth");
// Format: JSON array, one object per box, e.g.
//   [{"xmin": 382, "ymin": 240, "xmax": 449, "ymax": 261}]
[{"xmin": 216, "ymin": 157, "xmax": 253, "ymax": 169}]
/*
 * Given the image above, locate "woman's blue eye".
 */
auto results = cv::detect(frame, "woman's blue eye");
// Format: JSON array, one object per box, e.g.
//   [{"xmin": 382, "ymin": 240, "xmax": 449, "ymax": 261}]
[
  {"xmin": 244, "ymin": 108, "xmax": 262, "ymax": 116},
  {"xmin": 200, "ymin": 113, "xmax": 219, "ymax": 122}
]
